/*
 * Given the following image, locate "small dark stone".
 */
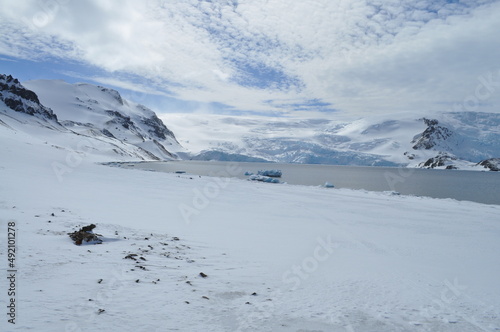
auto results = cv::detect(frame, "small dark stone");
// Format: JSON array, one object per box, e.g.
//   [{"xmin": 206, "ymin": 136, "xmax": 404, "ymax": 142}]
[
  {"xmin": 97, "ymin": 279, "xmax": 103, "ymax": 284},
  {"xmin": 251, "ymin": 292, "xmax": 257, "ymax": 296},
  {"xmin": 135, "ymin": 279, "xmax": 140, "ymax": 283},
  {"xmin": 199, "ymin": 272, "xmax": 208, "ymax": 278},
  {"xmin": 124, "ymin": 254, "xmax": 138, "ymax": 260},
  {"xmin": 202, "ymin": 296, "xmax": 209, "ymax": 300},
  {"xmin": 51, "ymin": 213, "xmax": 55, "ymax": 217},
  {"xmin": 81, "ymin": 224, "xmax": 96, "ymax": 232}
]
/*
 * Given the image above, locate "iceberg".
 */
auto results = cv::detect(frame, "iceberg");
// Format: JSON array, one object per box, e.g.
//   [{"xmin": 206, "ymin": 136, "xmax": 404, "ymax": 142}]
[
  {"xmin": 257, "ymin": 169, "xmax": 282, "ymax": 178},
  {"xmin": 249, "ymin": 175, "xmax": 281, "ymax": 183}
]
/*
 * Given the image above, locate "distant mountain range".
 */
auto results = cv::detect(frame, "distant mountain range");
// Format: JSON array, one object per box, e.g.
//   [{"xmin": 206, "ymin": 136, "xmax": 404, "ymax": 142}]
[
  {"xmin": 1, "ymin": 73, "xmax": 499, "ymax": 170},
  {"xmin": 162, "ymin": 112, "xmax": 500, "ymax": 171}
]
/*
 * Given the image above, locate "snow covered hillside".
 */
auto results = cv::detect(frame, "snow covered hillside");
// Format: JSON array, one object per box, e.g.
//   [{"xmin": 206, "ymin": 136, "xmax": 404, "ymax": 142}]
[
  {"xmin": 2, "ymin": 74, "xmax": 498, "ymax": 170},
  {"xmin": 1, "ymin": 100, "xmax": 500, "ymax": 331},
  {"xmin": 162, "ymin": 112, "xmax": 500, "ymax": 170},
  {"xmin": 0, "ymin": 74, "xmax": 182, "ymax": 162}
]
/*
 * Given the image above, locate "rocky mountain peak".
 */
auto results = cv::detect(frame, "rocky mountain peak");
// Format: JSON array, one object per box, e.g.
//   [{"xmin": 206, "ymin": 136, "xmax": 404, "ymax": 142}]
[
  {"xmin": 411, "ymin": 118, "xmax": 453, "ymax": 150},
  {"xmin": 0, "ymin": 74, "xmax": 58, "ymax": 122}
]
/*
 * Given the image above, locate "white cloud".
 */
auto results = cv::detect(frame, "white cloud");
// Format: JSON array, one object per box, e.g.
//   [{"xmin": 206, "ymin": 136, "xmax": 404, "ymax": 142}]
[{"xmin": 0, "ymin": 0, "xmax": 499, "ymax": 117}]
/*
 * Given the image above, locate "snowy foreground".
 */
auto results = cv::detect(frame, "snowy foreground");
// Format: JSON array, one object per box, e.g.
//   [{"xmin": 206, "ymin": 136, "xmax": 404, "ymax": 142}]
[{"xmin": 1, "ymin": 130, "xmax": 500, "ymax": 332}]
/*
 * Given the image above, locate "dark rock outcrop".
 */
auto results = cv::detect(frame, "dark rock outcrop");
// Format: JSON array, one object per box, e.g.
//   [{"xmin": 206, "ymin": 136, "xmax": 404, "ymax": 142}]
[
  {"xmin": 68, "ymin": 224, "xmax": 103, "ymax": 245},
  {"xmin": 0, "ymin": 74, "xmax": 58, "ymax": 122},
  {"xmin": 141, "ymin": 113, "xmax": 177, "ymax": 142},
  {"xmin": 412, "ymin": 118, "xmax": 453, "ymax": 150},
  {"xmin": 105, "ymin": 110, "xmax": 136, "ymax": 130},
  {"xmin": 419, "ymin": 153, "xmax": 457, "ymax": 169},
  {"xmin": 477, "ymin": 158, "xmax": 500, "ymax": 171}
]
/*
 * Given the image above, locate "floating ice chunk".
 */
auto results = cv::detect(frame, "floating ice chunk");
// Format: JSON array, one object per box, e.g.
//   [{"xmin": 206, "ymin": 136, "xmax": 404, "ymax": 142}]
[
  {"xmin": 249, "ymin": 175, "xmax": 280, "ymax": 183},
  {"xmin": 244, "ymin": 171, "xmax": 254, "ymax": 176},
  {"xmin": 257, "ymin": 169, "xmax": 282, "ymax": 178},
  {"xmin": 324, "ymin": 182, "xmax": 335, "ymax": 188}
]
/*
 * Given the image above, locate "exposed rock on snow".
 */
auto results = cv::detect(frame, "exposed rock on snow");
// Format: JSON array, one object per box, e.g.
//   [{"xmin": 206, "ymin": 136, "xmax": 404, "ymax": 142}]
[
  {"xmin": 68, "ymin": 224, "xmax": 103, "ymax": 245},
  {"xmin": 412, "ymin": 118, "xmax": 453, "ymax": 150},
  {"xmin": 0, "ymin": 74, "xmax": 59, "ymax": 123},
  {"xmin": 477, "ymin": 158, "xmax": 500, "ymax": 171},
  {"xmin": 419, "ymin": 153, "xmax": 457, "ymax": 169}
]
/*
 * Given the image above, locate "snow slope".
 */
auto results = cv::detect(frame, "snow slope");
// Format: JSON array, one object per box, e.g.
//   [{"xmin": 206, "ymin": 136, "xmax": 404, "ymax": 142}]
[
  {"xmin": 161, "ymin": 112, "xmax": 500, "ymax": 169},
  {"xmin": 23, "ymin": 78, "xmax": 183, "ymax": 160},
  {"xmin": 1, "ymin": 108, "xmax": 500, "ymax": 331}
]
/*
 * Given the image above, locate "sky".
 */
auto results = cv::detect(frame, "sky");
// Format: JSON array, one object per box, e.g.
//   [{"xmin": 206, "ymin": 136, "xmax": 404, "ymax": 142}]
[{"xmin": 0, "ymin": 0, "xmax": 499, "ymax": 118}]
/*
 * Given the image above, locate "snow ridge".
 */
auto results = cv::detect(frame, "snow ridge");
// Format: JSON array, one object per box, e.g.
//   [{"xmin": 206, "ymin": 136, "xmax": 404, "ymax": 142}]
[{"xmin": 0, "ymin": 74, "xmax": 183, "ymax": 161}]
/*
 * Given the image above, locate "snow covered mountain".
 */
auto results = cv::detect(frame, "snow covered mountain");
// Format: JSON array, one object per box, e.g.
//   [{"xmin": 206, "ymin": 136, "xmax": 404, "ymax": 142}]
[
  {"xmin": 2, "ymin": 73, "xmax": 499, "ymax": 170},
  {"xmin": 0, "ymin": 74, "xmax": 61, "ymax": 126},
  {"xmin": 0, "ymin": 74, "xmax": 182, "ymax": 161},
  {"xmin": 162, "ymin": 112, "xmax": 500, "ymax": 170}
]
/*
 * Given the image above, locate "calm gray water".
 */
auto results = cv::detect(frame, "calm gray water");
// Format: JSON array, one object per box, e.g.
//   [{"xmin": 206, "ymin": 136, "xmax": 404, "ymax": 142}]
[{"xmin": 122, "ymin": 161, "xmax": 500, "ymax": 205}]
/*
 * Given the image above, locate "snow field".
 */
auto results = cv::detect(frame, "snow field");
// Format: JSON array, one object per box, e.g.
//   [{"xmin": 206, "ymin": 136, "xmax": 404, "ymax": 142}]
[{"xmin": 1, "ymin": 124, "xmax": 500, "ymax": 331}]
